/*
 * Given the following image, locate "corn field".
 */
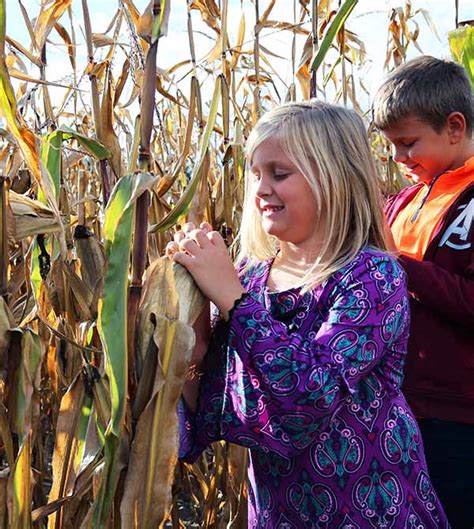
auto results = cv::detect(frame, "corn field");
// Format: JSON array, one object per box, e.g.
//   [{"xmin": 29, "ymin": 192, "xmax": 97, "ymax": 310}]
[{"xmin": 0, "ymin": 0, "xmax": 472, "ymax": 528}]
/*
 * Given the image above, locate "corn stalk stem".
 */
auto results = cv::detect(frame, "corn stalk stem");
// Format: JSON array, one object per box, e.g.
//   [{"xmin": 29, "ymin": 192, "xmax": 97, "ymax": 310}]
[
  {"xmin": 40, "ymin": 45, "xmax": 55, "ymax": 127},
  {"xmin": 187, "ymin": 1, "xmax": 197, "ymax": 74},
  {"xmin": 311, "ymin": 0, "xmax": 319, "ymax": 97},
  {"xmin": 128, "ymin": 5, "xmax": 161, "ymax": 399},
  {"xmin": 340, "ymin": 25, "xmax": 347, "ymax": 105},
  {"xmin": 0, "ymin": 175, "xmax": 8, "ymax": 298},
  {"xmin": 221, "ymin": 0, "xmax": 228, "ymax": 74},
  {"xmin": 253, "ymin": 0, "xmax": 261, "ymax": 119},
  {"xmin": 82, "ymin": 0, "xmax": 110, "ymax": 204}
]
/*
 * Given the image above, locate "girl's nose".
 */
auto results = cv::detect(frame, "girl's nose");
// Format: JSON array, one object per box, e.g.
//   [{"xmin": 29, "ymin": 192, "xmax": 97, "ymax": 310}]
[{"xmin": 255, "ymin": 175, "xmax": 272, "ymax": 197}]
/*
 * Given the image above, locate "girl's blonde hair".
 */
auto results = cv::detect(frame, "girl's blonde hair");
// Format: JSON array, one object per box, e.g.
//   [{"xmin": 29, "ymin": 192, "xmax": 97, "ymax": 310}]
[{"xmin": 237, "ymin": 100, "xmax": 388, "ymax": 291}]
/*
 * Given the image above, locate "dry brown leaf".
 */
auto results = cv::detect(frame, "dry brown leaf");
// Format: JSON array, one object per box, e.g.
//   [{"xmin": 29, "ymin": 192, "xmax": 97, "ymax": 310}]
[
  {"xmin": 137, "ymin": 0, "xmax": 171, "ymax": 43},
  {"xmin": 34, "ymin": 0, "xmax": 73, "ymax": 52},
  {"xmin": 0, "ymin": 297, "xmax": 13, "ymax": 356},
  {"xmin": 113, "ymin": 58, "xmax": 130, "ymax": 107},
  {"xmin": 91, "ymin": 33, "xmax": 116, "ymax": 48},
  {"xmin": 5, "ymin": 36, "xmax": 42, "ymax": 68},
  {"xmin": 256, "ymin": 20, "xmax": 310, "ymax": 35},
  {"xmin": 9, "ymin": 191, "xmax": 61, "ymax": 240},
  {"xmin": 189, "ymin": 0, "xmax": 221, "ymax": 34},
  {"xmin": 120, "ymin": 258, "xmax": 205, "ymax": 528},
  {"xmin": 47, "ymin": 374, "xmax": 86, "ymax": 529},
  {"xmin": 54, "ymin": 21, "xmax": 76, "ymax": 70},
  {"xmin": 100, "ymin": 72, "xmax": 123, "ymax": 181}
]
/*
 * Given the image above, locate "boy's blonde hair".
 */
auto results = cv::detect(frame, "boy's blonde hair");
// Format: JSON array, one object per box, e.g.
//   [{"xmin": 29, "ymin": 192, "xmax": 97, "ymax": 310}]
[
  {"xmin": 373, "ymin": 55, "xmax": 473, "ymax": 133},
  {"xmin": 237, "ymin": 100, "xmax": 388, "ymax": 292}
]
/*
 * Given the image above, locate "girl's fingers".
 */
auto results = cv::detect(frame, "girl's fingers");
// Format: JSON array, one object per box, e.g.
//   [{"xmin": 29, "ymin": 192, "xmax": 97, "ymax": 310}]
[
  {"xmin": 174, "ymin": 230, "xmax": 186, "ymax": 243},
  {"xmin": 182, "ymin": 222, "xmax": 196, "ymax": 234},
  {"xmin": 172, "ymin": 251, "xmax": 192, "ymax": 268},
  {"xmin": 190, "ymin": 228, "xmax": 210, "ymax": 248},
  {"xmin": 175, "ymin": 222, "xmax": 197, "ymax": 243},
  {"xmin": 179, "ymin": 237, "xmax": 200, "ymax": 255},
  {"xmin": 200, "ymin": 222, "xmax": 212, "ymax": 234},
  {"xmin": 207, "ymin": 230, "xmax": 228, "ymax": 248},
  {"xmin": 165, "ymin": 241, "xmax": 180, "ymax": 258}
]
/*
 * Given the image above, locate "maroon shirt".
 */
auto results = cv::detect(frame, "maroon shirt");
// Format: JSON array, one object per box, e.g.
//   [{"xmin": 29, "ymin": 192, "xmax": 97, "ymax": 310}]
[{"xmin": 385, "ymin": 181, "xmax": 474, "ymax": 423}]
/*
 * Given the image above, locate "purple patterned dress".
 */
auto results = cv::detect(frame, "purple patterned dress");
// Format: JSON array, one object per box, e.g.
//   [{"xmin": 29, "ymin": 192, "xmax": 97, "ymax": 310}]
[{"xmin": 179, "ymin": 248, "xmax": 449, "ymax": 528}]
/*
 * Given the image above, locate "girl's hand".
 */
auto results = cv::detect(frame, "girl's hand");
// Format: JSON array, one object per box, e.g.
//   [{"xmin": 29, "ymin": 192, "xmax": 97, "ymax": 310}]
[
  {"xmin": 172, "ymin": 224, "xmax": 245, "ymax": 319},
  {"xmin": 165, "ymin": 222, "xmax": 203, "ymax": 258}
]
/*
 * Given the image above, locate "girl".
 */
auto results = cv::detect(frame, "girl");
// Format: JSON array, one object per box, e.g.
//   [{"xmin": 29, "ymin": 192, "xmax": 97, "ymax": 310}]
[{"xmin": 173, "ymin": 101, "xmax": 448, "ymax": 528}]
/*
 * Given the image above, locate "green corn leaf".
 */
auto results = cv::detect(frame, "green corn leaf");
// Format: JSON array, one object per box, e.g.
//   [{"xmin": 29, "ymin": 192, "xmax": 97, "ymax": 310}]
[
  {"xmin": 449, "ymin": 26, "xmax": 474, "ymax": 89},
  {"xmin": 41, "ymin": 126, "xmax": 111, "ymax": 199},
  {"xmin": 0, "ymin": 0, "xmax": 59, "ymax": 214},
  {"xmin": 310, "ymin": 0, "xmax": 359, "ymax": 73},
  {"xmin": 149, "ymin": 74, "xmax": 222, "ymax": 233},
  {"xmin": 10, "ymin": 329, "xmax": 43, "ymax": 529},
  {"xmin": 88, "ymin": 171, "xmax": 156, "ymax": 527}
]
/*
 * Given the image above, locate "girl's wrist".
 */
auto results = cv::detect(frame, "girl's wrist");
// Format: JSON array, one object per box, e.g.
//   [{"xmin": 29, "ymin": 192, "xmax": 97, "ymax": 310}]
[{"xmin": 216, "ymin": 287, "xmax": 247, "ymax": 320}]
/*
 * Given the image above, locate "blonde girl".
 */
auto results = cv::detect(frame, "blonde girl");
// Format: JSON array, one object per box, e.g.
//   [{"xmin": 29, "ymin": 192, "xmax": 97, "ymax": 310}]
[{"xmin": 174, "ymin": 101, "xmax": 448, "ymax": 529}]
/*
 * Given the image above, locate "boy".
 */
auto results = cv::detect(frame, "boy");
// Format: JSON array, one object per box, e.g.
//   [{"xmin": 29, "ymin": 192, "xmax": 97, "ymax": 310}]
[{"xmin": 374, "ymin": 55, "xmax": 474, "ymax": 529}]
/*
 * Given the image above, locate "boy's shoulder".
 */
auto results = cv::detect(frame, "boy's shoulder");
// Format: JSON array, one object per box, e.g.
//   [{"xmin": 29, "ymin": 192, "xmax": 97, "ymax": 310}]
[{"xmin": 384, "ymin": 184, "xmax": 424, "ymax": 224}]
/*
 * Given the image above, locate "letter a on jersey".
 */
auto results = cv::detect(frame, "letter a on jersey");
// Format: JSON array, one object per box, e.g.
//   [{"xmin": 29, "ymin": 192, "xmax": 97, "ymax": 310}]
[{"xmin": 439, "ymin": 198, "xmax": 474, "ymax": 250}]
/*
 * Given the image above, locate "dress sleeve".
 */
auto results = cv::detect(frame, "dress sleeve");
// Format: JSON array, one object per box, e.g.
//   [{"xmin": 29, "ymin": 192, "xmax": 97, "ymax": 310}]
[{"xmin": 181, "ymin": 254, "xmax": 409, "ymax": 461}]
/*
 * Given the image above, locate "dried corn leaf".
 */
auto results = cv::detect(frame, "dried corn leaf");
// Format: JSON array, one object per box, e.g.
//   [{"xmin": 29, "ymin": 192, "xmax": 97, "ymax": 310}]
[
  {"xmin": 137, "ymin": 0, "xmax": 171, "ymax": 44},
  {"xmin": 113, "ymin": 58, "xmax": 130, "ymax": 107},
  {"xmin": 149, "ymin": 74, "xmax": 222, "ymax": 233},
  {"xmin": 7, "ymin": 66, "xmax": 75, "ymax": 89},
  {"xmin": 5, "ymin": 36, "xmax": 42, "ymax": 68},
  {"xmin": 257, "ymin": 20, "xmax": 309, "ymax": 35},
  {"xmin": 0, "ymin": 6, "xmax": 58, "ymax": 214},
  {"xmin": 92, "ymin": 33, "xmax": 116, "ymax": 48},
  {"xmin": 121, "ymin": 257, "xmax": 205, "ymax": 528},
  {"xmin": 0, "ymin": 296, "xmax": 14, "ymax": 358},
  {"xmin": 7, "ymin": 328, "xmax": 43, "ymax": 529},
  {"xmin": 100, "ymin": 73, "xmax": 123, "ymax": 180},
  {"xmin": 9, "ymin": 191, "xmax": 61, "ymax": 240},
  {"xmin": 229, "ymin": 11, "xmax": 246, "ymax": 70},
  {"xmin": 47, "ymin": 374, "xmax": 92, "ymax": 529},
  {"xmin": 189, "ymin": 0, "xmax": 221, "ymax": 34},
  {"xmin": 54, "ymin": 21, "xmax": 76, "ymax": 70},
  {"xmin": 34, "ymin": 0, "xmax": 73, "ymax": 52}
]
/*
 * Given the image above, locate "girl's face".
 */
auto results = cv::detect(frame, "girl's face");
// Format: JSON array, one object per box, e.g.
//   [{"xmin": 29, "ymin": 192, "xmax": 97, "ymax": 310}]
[{"xmin": 250, "ymin": 136, "xmax": 323, "ymax": 250}]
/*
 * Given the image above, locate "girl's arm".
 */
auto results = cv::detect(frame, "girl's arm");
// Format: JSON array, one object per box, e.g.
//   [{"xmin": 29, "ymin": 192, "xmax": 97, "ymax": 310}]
[
  {"xmin": 181, "ymin": 252, "xmax": 409, "ymax": 461},
  {"xmin": 182, "ymin": 301, "xmax": 211, "ymax": 412}
]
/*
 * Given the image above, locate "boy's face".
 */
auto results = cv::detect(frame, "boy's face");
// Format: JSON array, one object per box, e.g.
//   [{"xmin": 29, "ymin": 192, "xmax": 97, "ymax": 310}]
[{"xmin": 382, "ymin": 115, "xmax": 458, "ymax": 184}]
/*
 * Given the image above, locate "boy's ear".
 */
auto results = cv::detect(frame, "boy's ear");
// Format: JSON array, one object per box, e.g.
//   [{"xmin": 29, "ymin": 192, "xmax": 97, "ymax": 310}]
[{"xmin": 446, "ymin": 111, "xmax": 467, "ymax": 144}]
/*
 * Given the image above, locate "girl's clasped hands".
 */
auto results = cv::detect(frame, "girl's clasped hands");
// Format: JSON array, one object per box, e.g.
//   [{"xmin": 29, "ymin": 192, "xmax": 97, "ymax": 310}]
[{"xmin": 165, "ymin": 222, "xmax": 244, "ymax": 320}]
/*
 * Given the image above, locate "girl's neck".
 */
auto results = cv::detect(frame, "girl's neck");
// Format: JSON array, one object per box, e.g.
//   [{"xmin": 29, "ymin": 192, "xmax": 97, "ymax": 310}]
[
  {"xmin": 266, "ymin": 242, "xmax": 322, "ymax": 292},
  {"xmin": 277, "ymin": 241, "xmax": 322, "ymax": 268}
]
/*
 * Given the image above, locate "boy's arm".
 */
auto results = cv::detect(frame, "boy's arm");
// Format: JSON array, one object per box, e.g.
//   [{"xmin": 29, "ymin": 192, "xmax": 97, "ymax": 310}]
[{"xmin": 399, "ymin": 254, "xmax": 474, "ymax": 327}]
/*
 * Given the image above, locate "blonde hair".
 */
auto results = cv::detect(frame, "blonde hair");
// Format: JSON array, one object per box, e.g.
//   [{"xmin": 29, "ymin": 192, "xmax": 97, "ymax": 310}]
[{"xmin": 237, "ymin": 100, "xmax": 388, "ymax": 292}]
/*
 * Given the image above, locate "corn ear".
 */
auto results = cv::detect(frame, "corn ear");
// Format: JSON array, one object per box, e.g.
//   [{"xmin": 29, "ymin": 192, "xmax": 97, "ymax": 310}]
[{"xmin": 121, "ymin": 257, "xmax": 205, "ymax": 528}]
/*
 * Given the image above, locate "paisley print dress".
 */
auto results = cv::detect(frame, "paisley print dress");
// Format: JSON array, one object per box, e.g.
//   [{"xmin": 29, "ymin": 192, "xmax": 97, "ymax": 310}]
[{"xmin": 179, "ymin": 248, "xmax": 449, "ymax": 528}]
